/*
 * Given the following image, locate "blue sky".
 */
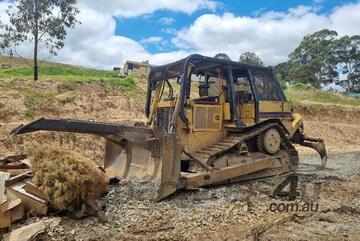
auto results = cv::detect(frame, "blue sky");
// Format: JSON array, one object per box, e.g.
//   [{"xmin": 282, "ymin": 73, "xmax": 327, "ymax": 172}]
[
  {"xmin": 1, "ymin": 0, "xmax": 359, "ymax": 68},
  {"xmin": 115, "ymin": 0, "xmax": 349, "ymax": 54}
]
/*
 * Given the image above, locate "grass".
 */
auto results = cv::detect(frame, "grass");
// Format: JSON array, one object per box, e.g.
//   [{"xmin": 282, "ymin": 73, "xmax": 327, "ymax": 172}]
[
  {"xmin": 0, "ymin": 65, "xmax": 137, "ymax": 91},
  {"xmin": 0, "ymin": 66, "xmax": 115, "ymax": 78},
  {"xmin": 285, "ymin": 82, "xmax": 360, "ymax": 106},
  {"xmin": 22, "ymin": 89, "xmax": 57, "ymax": 104},
  {"xmin": 58, "ymin": 96, "xmax": 75, "ymax": 105},
  {"xmin": 25, "ymin": 110, "xmax": 34, "ymax": 118},
  {"xmin": 0, "ymin": 80, "xmax": 57, "ymax": 104}
]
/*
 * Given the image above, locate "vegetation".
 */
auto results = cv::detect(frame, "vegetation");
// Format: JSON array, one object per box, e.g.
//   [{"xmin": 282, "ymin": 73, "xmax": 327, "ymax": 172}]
[
  {"xmin": 239, "ymin": 52, "xmax": 264, "ymax": 66},
  {"xmin": 336, "ymin": 35, "xmax": 360, "ymax": 92},
  {"xmin": 0, "ymin": 66, "xmax": 115, "ymax": 78},
  {"xmin": 0, "ymin": 0, "xmax": 80, "ymax": 80},
  {"xmin": 276, "ymin": 29, "xmax": 360, "ymax": 92},
  {"xmin": 0, "ymin": 59, "xmax": 137, "ymax": 90},
  {"xmin": 285, "ymin": 82, "xmax": 360, "ymax": 106},
  {"xmin": 25, "ymin": 109, "xmax": 34, "ymax": 118}
]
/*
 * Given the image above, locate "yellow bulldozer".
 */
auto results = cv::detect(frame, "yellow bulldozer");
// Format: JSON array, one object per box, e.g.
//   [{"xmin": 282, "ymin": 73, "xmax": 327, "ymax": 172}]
[{"xmin": 11, "ymin": 54, "xmax": 327, "ymax": 200}]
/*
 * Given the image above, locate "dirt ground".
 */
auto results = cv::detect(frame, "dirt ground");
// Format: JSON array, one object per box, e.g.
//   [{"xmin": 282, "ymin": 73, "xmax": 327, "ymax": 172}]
[{"xmin": 1, "ymin": 79, "xmax": 360, "ymax": 241}]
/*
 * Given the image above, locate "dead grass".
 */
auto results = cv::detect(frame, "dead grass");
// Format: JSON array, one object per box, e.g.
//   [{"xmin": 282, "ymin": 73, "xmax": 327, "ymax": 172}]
[{"xmin": 29, "ymin": 144, "xmax": 108, "ymax": 210}]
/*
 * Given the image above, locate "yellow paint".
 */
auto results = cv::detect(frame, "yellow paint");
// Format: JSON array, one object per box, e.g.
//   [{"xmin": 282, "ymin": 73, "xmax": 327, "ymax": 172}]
[
  {"xmin": 223, "ymin": 102, "xmax": 231, "ymax": 120},
  {"xmin": 259, "ymin": 101, "xmax": 283, "ymax": 112},
  {"xmin": 148, "ymin": 82, "xmax": 304, "ymax": 153}
]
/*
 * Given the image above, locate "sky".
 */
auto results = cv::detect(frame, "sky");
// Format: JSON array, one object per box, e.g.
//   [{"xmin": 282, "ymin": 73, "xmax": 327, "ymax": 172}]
[{"xmin": 0, "ymin": 0, "xmax": 360, "ymax": 69}]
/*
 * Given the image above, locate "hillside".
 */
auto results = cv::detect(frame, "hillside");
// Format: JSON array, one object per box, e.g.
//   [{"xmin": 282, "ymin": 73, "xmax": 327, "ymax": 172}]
[
  {"xmin": 1, "ymin": 57, "xmax": 360, "ymax": 156},
  {"xmin": 1, "ymin": 57, "xmax": 360, "ymax": 241}
]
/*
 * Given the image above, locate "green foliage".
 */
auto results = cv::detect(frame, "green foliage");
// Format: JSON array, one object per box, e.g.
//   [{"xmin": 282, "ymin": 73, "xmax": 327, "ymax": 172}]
[
  {"xmin": 285, "ymin": 83, "xmax": 360, "ymax": 106},
  {"xmin": 21, "ymin": 89, "xmax": 56, "ymax": 104},
  {"xmin": 335, "ymin": 35, "xmax": 360, "ymax": 92},
  {"xmin": 0, "ymin": 101, "xmax": 4, "ymax": 109},
  {"xmin": 0, "ymin": 66, "xmax": 115, "ymax": 78},
  {"xmin": 0, "ymin": 80, "xmax": 56, "ymax": 103},
  {"xmin": 288, "ymin": 29, "xmax": 339, "ymax": 88},
  {"xmin": 1, "ymin": 0, "xmax": 80, "ymax": 80},
  {"xmin": 239, "ymin": 52, "xmax": 264, "ymax": 66},
  {"xmin": 25, "ymin": 109, "xmax": 34, "ymax": 118},
  {"xmin": 291, "ymin": 82, "xmax": 315, "ymax": 91},
  {"xmin": 101, "ymin": 77, "xmax": 137, "ymax": 90}
]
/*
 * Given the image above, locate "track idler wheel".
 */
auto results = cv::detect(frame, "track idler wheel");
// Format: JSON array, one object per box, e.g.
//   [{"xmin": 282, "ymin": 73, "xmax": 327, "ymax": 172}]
[{"xmin": 257, "ymin": 128, "xmax": 281, "ymax": 154}]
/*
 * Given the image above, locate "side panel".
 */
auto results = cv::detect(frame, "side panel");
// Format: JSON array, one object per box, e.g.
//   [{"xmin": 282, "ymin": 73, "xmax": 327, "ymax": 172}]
[
  {"xmin": 258, "ymin": 101, "xmax": 287, "ymax": 119},
  {"xmin": 193, "ymin": 104, "xmax": 222, "ymax": 131},
  {"xmin": 176, "ymin": 107, "xmax": 225, "ymax": 153}
]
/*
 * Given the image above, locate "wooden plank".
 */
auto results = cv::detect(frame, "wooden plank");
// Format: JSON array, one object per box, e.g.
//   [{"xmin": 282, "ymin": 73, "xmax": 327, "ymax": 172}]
[
  {"xmin": 0, "ymin": 171, "xmax": 10, "ymax": 204},
  {"xmin": 0, "ymin": 208, "xmax": 11, "ymax": 229},
  {"xmin": 24, "ymin": 182, "xmax": 47, "ymax": 200},
  {"xmin": 0, "ymin": 198, "xmax": 24, "ymax": 229},
  {"xmin": 6, "ymin": 183, "xmax": 47, "ymax": 216},
  {"xmin": 0, "ymin": 164, "xmax": 29, "ymax": 170},
  {"xmin": 3, "ymin": 169, "xmax": 30, "ymax": 177},
  {"xmin": 0, "ymin": 155, "xmax": 27, "ymax": 163},
  {"xmin": 5, "ymin": 172, "xmax": 32, "ymax": 187}
]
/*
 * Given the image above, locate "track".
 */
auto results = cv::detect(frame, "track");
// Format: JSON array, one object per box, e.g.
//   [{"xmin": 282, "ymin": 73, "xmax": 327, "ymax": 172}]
[{"xmin": 191, "ymin": 122, "xmax": 299, "ymax": 174}]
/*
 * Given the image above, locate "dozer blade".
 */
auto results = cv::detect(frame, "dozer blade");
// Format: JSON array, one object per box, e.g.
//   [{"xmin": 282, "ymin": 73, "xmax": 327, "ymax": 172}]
[
  {"xmin": 299, "ymin": 135, "xmax": 327, "ymax": 170},
  {"xmin": 11, "ymin": 118, "xmax": 184, "ymax": 200},
  {"xmin": 105, "ymin": 129, "xmax": 183, "ymax": 201}
]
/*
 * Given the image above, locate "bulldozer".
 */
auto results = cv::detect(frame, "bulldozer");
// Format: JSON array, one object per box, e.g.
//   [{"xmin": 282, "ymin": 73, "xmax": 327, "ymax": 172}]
[{"xmin": 11, "ymin": 54, "xmax": 327, "ymax": 200}]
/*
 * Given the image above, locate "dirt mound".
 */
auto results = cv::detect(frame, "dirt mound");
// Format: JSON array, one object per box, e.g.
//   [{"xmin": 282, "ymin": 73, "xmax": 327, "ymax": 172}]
[
  {"xmin": 304, "ymin": 121, "xmax": 360, "ymax": 150},
  {"xmin": 294, "ymin": 101, "xmax": 360, "ymax": 125}
]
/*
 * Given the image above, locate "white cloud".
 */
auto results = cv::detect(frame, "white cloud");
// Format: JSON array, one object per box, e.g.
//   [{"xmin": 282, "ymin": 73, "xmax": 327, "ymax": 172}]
[
  {"xmin": 1, "ymin": 1, "xmax": 360, "ymax": 69},
  {"xmin": 141, "ymin": 36, "xmax": 163, "ymax": 44},
  {"xmin": 78, "ymin": 0, "xmax": 218, "ymax": 18},
  {"xmin": 159, "ymin": 17, "xmax": 176, "ymax": 25},
  {"xmin": 172, "ymin": 2, "xmax": 360, "ymax": 65}
]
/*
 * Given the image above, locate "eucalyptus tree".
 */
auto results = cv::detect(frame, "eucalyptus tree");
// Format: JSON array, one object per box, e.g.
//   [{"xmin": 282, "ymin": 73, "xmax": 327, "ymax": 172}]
[{"xmin": 1, "ymin": 0, "xmax": 80, "ymax": 80}]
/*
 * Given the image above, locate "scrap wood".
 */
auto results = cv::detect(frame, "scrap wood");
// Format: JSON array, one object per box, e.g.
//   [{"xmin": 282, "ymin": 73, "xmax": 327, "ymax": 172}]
[
  {"xmin": 6, "ymin": 182, "xmax": 48, "ymax": 216},
  {"xmin": 0, "ymin": 198, "xmax": 24, "ymax": 229},
  {"xmin": 5, "ymin": 171, "xmax": 32, "ymax": 187},
  {"xmin": 0, "ymin": 155, "xmax": 27, "ymax": 164},
  {"xmin": 3, "ymin": 221, "xmax": 46, "ymax": 241},
  {"xmin": 24, "ymin": 181, "xmax": 47, "ymax": 200},
  {"xmin": 3, "ymin": 169, "xmax": 30, "ymax": 177},
  {"xmin": 1, "ymin": 171, "xmax": 10, "ymax": 204},
  {"xmin": 0, "ymin": 156, "xmax": 30, "ymax": 177}
]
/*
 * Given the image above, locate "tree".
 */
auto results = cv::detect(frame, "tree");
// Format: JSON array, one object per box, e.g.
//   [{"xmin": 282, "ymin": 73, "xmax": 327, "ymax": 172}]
[
  {"xmin": 214, "ymin": 53, "xmax": 231, "ymax": 61},
  {"xmin": 335, "ymin": 35, "xmax": 360, "ymax": 92},
  {"xmin": 239, "ymin": 52, "xmax": 263, "ymax": 66},
  {"xmin": 288, "ymin": 29, "xmax": 339, "ymax": 88},
  {"xmin": 274, "ymin": 62, "xmax": 289, "ymax": 89},
  {"xmin": 1, "ymin": 0, "xmax": 80, "ymax": 80}
]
